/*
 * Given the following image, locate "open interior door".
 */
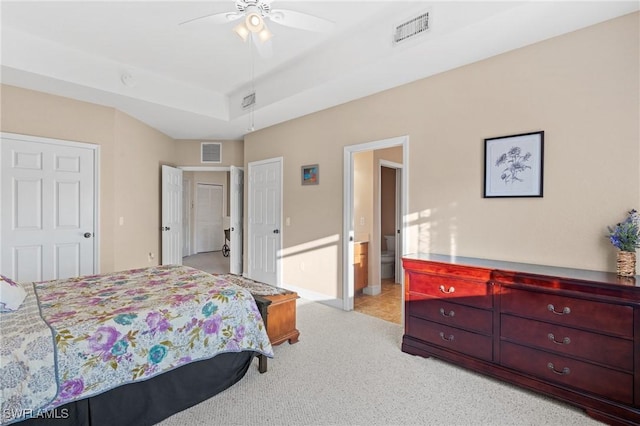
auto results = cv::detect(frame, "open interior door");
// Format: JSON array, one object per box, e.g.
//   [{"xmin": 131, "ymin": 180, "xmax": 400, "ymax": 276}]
[
  {"xmin": 248, "ymin": 158, "xmax": 281, "ymax": 285},
  {"xmin": 230, "ymin": 166, "xmax": 244, "ymax": 275},
  {"xmin": 161, "ymin": 165, "xmax": 183, "ymax": 265}
]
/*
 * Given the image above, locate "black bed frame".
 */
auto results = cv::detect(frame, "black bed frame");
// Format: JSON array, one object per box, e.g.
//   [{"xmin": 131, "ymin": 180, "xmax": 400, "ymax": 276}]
[{"xmin": 18, "ymin": 351, "xmax": 257, "ymax": 426}]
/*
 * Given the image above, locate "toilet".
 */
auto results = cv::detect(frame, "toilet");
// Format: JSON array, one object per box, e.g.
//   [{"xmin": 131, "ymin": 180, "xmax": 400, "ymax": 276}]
[{"xmin": 381, "ymin": 235, "xmax": 396, "ymax": 279}]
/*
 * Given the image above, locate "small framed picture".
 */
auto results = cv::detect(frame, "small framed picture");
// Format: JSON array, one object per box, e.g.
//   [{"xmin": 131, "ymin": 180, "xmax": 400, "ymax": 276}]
[
  {"xmin": 483, "ymin": 131, "xmax": 544, "ymax": 198},
  {"xmin": 301, "ymin": 164, "xmax": 319, "ymax": 185}
]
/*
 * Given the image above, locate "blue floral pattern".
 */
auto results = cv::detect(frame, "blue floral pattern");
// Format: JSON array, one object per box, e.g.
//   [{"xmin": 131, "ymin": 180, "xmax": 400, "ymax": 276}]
[{"xmin": 0, "ymin": 284, "xmax": 57, "ymax": 425}]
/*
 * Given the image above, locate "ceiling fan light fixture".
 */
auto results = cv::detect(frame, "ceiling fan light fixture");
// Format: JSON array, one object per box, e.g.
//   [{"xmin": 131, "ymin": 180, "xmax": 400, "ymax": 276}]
[
  {"xmin": 245, "ymin": 12, "xmax": 264, "ymax": 33},
  {"xmin": 233, "ymin": 22, "xmax": 250, "ymax": 41},
  {"xmin": 257, "ymin": 26, "xmax": 272, "ymax": 43}
]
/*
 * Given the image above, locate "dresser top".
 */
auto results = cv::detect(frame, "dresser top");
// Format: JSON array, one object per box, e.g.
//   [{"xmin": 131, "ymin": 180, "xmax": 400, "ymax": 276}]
[{"xmin": 403, "ymin": 253, "xmax": 638, "ymax": 288}]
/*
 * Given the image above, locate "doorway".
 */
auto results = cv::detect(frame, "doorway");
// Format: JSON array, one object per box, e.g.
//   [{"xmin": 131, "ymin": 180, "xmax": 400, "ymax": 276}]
[
  {"xmin": 195, "ymin": 183, "xmax": 224, "ymax": 253},
  {"xmin": 353, "ymin": 161, "xmax": 403, "ymax": 323},
  {"xmin": 343, "ymin": 136, "xmax": 408, "ymax": 324},
  {"xmin": 380, "ymin": 161, "xmax": 403, "ymax": 284},
  {"xmin": 180, "ymin": 167, "xmax": 243, "ymax": 275}
]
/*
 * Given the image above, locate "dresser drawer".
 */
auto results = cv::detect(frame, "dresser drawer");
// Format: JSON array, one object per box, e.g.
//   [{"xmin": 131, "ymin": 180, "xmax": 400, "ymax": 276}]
[
  {"xmin": 407, "ymin": 316, "xmax": 493, "ymax": 361},
  {"xmin": 501, "ymin": 314, "xmax": 633, "ymax": 371},
  {"xmin": 407, "ymin": 272, "xmax": 492, "ymax": 309},
  {"xmin": 501, "ymin": 342, "xmax": 633, "ymax": 405},
  {"xmin": 408, "ymin": 298, "xmax": 492, "ymax": 335},
  {"xmin": 500, "ymin": 287, "xmax": 633, "ymax": 338}
]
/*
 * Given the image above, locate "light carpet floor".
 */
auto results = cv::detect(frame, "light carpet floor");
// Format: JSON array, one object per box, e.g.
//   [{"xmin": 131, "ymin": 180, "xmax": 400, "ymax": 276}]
[{"xmin": 158, "ymin": 299, "xmax": 601, "ymax": 426}]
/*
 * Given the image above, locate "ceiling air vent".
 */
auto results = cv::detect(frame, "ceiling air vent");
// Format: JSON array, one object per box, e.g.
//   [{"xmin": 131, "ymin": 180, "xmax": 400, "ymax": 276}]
[
  {"xmin": 393, "ymin": 11, "xmax": 430, "ymax": 45},
  {"xmin": 201, "ymin": 142, "xmax": 221, "ymax": 163},
  {"xmin": 242, "ymin": 92, "xmax": 256, "ymax": 109}
]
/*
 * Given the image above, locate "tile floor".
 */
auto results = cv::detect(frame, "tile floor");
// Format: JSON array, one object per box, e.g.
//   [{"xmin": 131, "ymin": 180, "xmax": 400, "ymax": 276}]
[{"xmin": 354, "ymin": 278, "xmax": 402, "ymax": 324}]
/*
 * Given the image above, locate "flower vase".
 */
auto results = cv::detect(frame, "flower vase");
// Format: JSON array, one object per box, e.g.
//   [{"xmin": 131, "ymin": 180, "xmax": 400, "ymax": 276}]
[{"xmin": 617, "ymin": 251, "xmax": 637, "ymax": 277}]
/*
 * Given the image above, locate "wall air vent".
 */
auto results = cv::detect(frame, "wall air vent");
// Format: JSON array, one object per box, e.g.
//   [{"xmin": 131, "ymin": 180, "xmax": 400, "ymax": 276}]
[
  {"xmin": 242, "ymin": 92, "xmax": 256, "ymax": 109},
  {"xmin": 201, "ymin": 142, "xmax": 221, "ymax": 163},
  {"xmin": 393, "ymin": 11, "xmax": 430, "ymax": 45}
]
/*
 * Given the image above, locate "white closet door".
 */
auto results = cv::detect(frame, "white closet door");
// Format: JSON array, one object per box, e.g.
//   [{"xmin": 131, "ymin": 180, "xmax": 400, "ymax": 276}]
[
  {"xmin": 1, "ymin": 134, "xmax": 97, "ymax": 282},
  {"xmin": 195, "ymin": 184, "xmax": 223, "ymax": 253}
]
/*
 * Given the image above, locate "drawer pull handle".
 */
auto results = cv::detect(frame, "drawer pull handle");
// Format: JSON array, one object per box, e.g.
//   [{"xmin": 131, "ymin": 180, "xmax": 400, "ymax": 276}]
[
  {"xmin": 547, "ymin": 333, "xmax": 571, "ymax": 345},
  {"xmin": 439, "ymin": 285, "xmax": 455, "ymax": 294},
  {"xmin": 439, "ymin": 332, "xmax": 455, "ymax": 342},
  {"xmin": 547, "ymin": 362, "xmax": 570, "ymax": 376},
  {"xmin": 547, "ymin": 304, "xmax": 571, "ymax": 315},
  {"xmin": 439, "ymin": 308, "xmax": 455, "ymax": 318}
]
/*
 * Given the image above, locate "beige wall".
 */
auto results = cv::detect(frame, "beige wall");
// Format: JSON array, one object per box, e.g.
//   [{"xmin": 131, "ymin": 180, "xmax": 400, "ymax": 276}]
[
  {"xmin": 1, "ymin": 85, "xmax": 176, "ymax": 272},
  {"xmin": 112, "ymin": 111, "xmax": 176, "ymax": 270},
  {"xmin": 354, "ymin": 151, "xmax": 374, "ymax": 243},
  {"xmin": 245, "ymin": 12, "xmax": 640, "ymax": 301}
]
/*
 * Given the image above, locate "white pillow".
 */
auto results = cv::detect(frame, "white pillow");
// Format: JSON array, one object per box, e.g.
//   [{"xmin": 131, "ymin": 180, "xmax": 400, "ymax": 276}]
[{"xmin": 0, "ymin": 274, "xmax": 27, "ymax": 312}]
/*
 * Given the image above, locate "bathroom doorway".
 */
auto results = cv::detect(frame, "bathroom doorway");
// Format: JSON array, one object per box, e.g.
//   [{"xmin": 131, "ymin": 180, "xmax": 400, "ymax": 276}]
[
  {"xmin": 380, "ymin": 161, "xmax": 402, "ymax": 284},
  {"xmin": 343, "ymin": 136, "xmax": 408, "ymax": 325}
]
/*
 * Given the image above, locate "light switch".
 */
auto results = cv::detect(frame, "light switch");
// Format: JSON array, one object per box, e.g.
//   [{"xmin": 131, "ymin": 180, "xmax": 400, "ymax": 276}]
[
  {"xmin": 119, "ymin": 216, "xmax": 124, "ymax": 226},
  {"xmin": 286, "ymin": 217, "xmax": 291, "ymax": 226}
]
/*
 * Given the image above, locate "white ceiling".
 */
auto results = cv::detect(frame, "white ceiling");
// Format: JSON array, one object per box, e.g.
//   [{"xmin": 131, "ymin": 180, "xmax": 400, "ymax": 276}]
[{"xmin": 1, "ymin": 1, "xmax": 638, "ymax": 140}]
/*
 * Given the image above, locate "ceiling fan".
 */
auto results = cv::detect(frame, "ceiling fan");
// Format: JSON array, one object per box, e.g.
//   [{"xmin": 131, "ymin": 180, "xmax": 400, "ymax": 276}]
[{"xmin": 180, "ymin": 0, "xmax": 334, "ymax": 56}]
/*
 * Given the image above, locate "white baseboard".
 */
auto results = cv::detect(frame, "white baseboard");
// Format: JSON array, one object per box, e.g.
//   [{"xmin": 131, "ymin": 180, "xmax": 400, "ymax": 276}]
[
  {"xmin": 281, "ymin": 283, "xmax": 344, "ymax": 310},
  {"xmin": 363, "ymin": 284, "xmax": 381, "ymax": 296}
]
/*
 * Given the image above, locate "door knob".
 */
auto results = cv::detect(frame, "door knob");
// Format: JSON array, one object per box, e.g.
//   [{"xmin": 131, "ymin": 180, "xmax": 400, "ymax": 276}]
[
  {"xmin": 84, "ymin": 232, "xmax": 92, "ymax": 238},
  {"xmin": 273, "ymin": 229, "xmax": 280, "ymax": 234}
]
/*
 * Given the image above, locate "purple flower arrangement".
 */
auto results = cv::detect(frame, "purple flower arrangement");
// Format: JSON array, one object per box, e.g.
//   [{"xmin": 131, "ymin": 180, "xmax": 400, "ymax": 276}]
[{"xmin": 608, "ymin": 209, "xmax": 640, "ymax": 252}]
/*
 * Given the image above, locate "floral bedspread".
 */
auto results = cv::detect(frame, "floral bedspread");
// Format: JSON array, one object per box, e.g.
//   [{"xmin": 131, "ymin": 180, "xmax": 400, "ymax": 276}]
[
  {"xmin": 0, "ymin": 284, "xmax": 58, "ymax": 425},
  {"xmin": 33, "ymin": 265, "xmax": 273, "ymax": 414}
]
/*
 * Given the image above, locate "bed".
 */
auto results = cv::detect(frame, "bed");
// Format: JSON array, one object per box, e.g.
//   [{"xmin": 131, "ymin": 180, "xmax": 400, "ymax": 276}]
[{"xmin": 0, "ymin": 265, "xmax": 274, "ymax": 426}]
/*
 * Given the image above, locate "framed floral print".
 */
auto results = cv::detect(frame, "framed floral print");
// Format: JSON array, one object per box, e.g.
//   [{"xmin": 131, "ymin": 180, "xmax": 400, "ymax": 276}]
[{"xmin": 483, "ymin": 131, "xmax": 544, "ymax": 198}]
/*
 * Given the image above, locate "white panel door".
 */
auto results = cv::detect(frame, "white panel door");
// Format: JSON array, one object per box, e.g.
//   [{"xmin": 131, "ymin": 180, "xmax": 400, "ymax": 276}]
[
  {"xmin": 182, "ymin": 178, "xmax": 191, "ymax": 257},
  {"xmin": 230, "ymin": 166, "xmax": 244, "ymax": 275},
  {"xmin": 248, "ymin": 158, "xmax": 281, "ymax": 285},
  {"xmin": 195, "ymin": 184, "xmax": 223, "ymax": 253},
  {"xmin": 1, "ymin": 134, "xmax": 96, "ymax": 282},
  {"xmin": 161, "ymin": 165, "xmax": 182, "ymax": 265}
]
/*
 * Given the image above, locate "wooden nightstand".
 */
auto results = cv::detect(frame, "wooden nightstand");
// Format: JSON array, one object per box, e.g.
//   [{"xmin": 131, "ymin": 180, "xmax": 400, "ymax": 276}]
[
  {"xmin": 253, "ymin": 290, "xmax": 300, "ymax": 346},
  {"xmin": 220, "ymin": 274, "xmax": 300, "ymax": 374}
]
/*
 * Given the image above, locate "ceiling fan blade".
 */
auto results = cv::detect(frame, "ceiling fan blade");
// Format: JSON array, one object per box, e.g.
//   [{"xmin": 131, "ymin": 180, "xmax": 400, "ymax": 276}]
[
  {"xmin": 251, "ymin": 32, "xmax": 273, "ymax": 59},
  {"xmin": 269, "ymin": 9, "xmax": 334, "ymax": 32},
  {"xmin": 179, "ymin": 11, "xmax": 243, "ymax": 26}
]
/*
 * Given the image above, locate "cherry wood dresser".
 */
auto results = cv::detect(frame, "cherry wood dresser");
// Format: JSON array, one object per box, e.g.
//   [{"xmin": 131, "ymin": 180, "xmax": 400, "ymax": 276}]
[{"xmin": 402, "ymin": 253, "xmax": 640, "ymax": 425}]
